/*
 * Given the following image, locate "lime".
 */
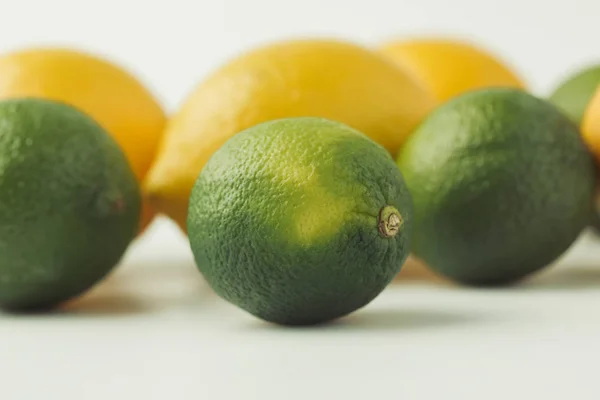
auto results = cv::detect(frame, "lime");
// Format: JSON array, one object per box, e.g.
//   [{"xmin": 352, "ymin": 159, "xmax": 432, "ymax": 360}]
[{"xmin": 187, "ymin": 117, "xmax": 413, "ymax": 325}]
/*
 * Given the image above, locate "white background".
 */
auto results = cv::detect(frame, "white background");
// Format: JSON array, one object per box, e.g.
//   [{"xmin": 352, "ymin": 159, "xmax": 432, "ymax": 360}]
[
  {"xmin": 0, "ymin": 0, "xmax": 597, "ymax": 108},
  {"xmin": 0, "ymin": 0, "xmax": 600, "ymax": 399}
]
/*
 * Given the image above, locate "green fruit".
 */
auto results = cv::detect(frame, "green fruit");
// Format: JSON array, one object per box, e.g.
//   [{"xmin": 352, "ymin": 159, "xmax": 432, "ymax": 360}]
[
  {"xmin": 549, "ymin": 65, "xmax": 600, "ymax": 232},
  {"xmin": 397, "ymin": 88, "xmax": 595, "ymax": 286},
  {"xmin": 549, "ymin": 65, "xmax": 600, "ymax": 125},
  {"xmin": 187, "ymin": 117, "xmax": 413, "ymax": 326},
  {"xmin": 0, "ymin": 98, "xmax": 141, "ymax": 311}
]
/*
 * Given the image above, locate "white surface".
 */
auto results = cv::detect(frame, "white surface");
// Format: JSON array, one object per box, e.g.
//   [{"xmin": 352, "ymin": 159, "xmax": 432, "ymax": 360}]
[{"xmin": 0, "ymin": 218, "xmax": 599, "ymax": 399}]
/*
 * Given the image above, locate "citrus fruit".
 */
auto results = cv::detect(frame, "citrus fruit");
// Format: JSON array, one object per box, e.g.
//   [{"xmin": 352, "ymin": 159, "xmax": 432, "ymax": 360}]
[
  {"xmin": 395, "ymin": 255, "xmax": 441, "ymax": 281},
  {"xmin": 187, "ymin": 117, "xmax": 413, "ymax": 326},
  {"xmin": 549, "ymin": 65, "xmax": 600, "ymax": 125},
  {"xmin": 397, "ymin": 88, "xmax": 595, "ymax": 286},
  {"xmin": 550, "ymin": 65, "xmax": 600, "ymax": 231},
  {"xmin": 0, "ymin": 98, "xmax": 140, "ymax": 311},
  {"xmin": 146, "ymin": 38, "xmax": 434, "ymax": 231},
  {"xmin": 0, "ymin": 47, "xmax": 166, "ymax": 233},
  {"xmin": 582, "ymin": 88, "xmax": 600, "ymax": 164},
  {"xmin": 378, "ymin": 37, "xmax": 526, "ymax": 103}
]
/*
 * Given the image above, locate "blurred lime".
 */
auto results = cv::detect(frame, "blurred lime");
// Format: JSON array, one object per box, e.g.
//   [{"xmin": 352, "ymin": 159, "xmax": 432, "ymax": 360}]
[
  {"xmin": 549, "ymin": 65, "xmax": 600, "ymax": 125},
  {"xmin": 549, "ymin": 65, "xmax": 600, "ymax": 232},
  {"xmin": 397, "ymin": 88, "xmax": 595, "ymax": 286}
]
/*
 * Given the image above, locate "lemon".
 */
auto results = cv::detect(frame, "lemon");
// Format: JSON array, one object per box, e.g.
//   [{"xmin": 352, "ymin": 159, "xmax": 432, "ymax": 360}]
[
  {"xmin": 0, "ymin": 47, "xmax": 167, "ymax": 234},
  {"xmin": 145, "ymin": 38, "xmax": 434, "ymax": 230},
  {"xmin": 378, "ymin": 37, "xmax": 526, "ymax": 103},
  {"xmin": 582, "ymin": 88, "xmax": 600, "ymax": 162}
]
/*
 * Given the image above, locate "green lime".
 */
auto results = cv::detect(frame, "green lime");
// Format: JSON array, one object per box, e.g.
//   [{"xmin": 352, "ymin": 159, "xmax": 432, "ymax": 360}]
[
  {"xmin": 549, "ymin": 65, "xmax": 600, "ymax": 232},
  {"xmin": 397, "ymin": 88, "xmax": 595, "ymax": 286},
  {"xmin": 187, "ymin": 117, "xmax": 413, "ymax": 326},
  {"xmin": 549, "ymin": 65, "xmax": 600, "ymax": 125},
  {"xmin": 0, "ymin": 98, "xmax": 140, "ymax": 311}
]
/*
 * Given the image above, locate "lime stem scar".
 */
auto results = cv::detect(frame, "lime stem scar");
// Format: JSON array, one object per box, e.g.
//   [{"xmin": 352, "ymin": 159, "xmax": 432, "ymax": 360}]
[{"xmin": 378, "ymin": 205, "xmax": 402, "ymax": 238}]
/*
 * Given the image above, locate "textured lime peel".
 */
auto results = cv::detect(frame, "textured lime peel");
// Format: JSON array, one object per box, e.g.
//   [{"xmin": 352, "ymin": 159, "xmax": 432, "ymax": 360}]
[
  {"xmin": 187, "ymin": 117, "xmax": 414, "ymax": 325},
  {"xmin": 378, "ymin": 205, "xmax": 402, "ymax": 238}
]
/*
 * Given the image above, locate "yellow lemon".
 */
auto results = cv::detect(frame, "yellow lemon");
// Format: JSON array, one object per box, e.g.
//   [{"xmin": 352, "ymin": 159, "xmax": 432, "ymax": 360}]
[
  {"xmin": 395, "ymin": 255, "xmax": 445, "ymax": 282},
  {"xmin": 0, "ymin": 47, "xmax": 167, "ymax": 234},
  {"xmin": 582, "ymin": 88, "xmax": 600, "ymax": 161},
  {"xmin": 145, "ymin": 38, "xmax": 435, "ymax": 230},
  {"xmin": 378, "ymin": 37, "xmax": 526, "ymax": 103}
]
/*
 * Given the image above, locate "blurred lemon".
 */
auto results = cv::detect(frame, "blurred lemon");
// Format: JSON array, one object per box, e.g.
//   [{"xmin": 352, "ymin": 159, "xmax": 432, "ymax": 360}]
[
  {"xmin": 582, "ymin": 88, "xmax": 600, "ymax": 162},
  {"xmin": 145, "ymin": 38, "xmax": 435, "ymax": 231},
  {"xmin": 378, "ymin": 37, "xmax": 526, "ymax": 103},
  {"xmin": 0, "ymin": 48, "xmax": 167, "ymax": 234},
  {"xmin": 395, "ymin": 255, "xmax": 444, "ymax": 282}
]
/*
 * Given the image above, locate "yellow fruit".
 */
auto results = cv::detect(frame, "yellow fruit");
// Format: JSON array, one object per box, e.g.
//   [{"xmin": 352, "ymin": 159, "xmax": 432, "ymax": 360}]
[
  {"xmin": 395, "ymin": 255, "xmax": 444, "ymax": 282},
  {"xmin": 582, "ymin": 88, "xmax": 600, "ymax": 162},
  {"xmin": 0, "ymin": 47, "xmax": 167, "ymax": 234},
  {"xmin": 146, "ymin": 38, "xmax": 435, "ymax": 230},
  {"xmin": 378, "ymin": 38, "xmax": 526, "ymax": 103}
]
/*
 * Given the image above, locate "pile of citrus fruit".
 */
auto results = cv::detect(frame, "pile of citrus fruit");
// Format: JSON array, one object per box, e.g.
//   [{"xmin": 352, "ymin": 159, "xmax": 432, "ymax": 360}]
[{"xmin": 0, "ymin": 36, "xmax": 599, "ymax": 326}]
